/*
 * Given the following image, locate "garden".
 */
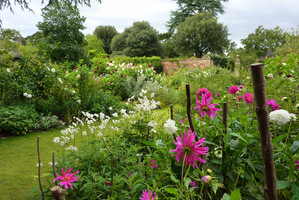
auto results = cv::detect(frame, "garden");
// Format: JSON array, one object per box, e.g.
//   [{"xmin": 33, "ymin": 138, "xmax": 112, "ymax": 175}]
[{"xmin": 0, "ymin": 51, "xmax": 298, "ymax": 199}]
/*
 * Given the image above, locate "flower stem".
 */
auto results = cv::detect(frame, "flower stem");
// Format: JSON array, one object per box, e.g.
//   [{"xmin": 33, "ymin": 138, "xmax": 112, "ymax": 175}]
[{"xmin": 181, "ymin": 153, "xmax": 187, "ymax": 200}]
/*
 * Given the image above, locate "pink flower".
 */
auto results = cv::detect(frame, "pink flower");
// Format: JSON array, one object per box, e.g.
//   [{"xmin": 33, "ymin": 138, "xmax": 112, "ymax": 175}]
[
  {"xmin": 121, "ymin": 74, "xmax": 125, "ymax": 78},
  {"xmin": 242, "ymin": 93, "xmax": 253, "ymax": 104},
  {"xmin": 267, "ymin": 99, "xmax": 279, "ymax": 111},
  {"xmin": 295, "ymin": 160, "xmax": 299, "ymax": 170},
  {"xmin": 53, "ymin": 167, "xmax": 79, "ymax": 190},
  {"xmin": 107, "ymin": 82, "xmax": 110, "ymax": 84},
  {"xmin": 170, "ymin": 129, "xmax": 209, "ymax": 168},
  {"xmin": 197, "ymin": 88, "xmax": 212, "ymax": 98},
  {"xmin": 190, "ymin": 180, "xmax": 196, "ymax": 188},
  {"xmin": 150, "ymin": 159, "xmax": 158, "ymax": 169},
  {"xmin": 140, "ymin": 189, "xmax": 157, "ymax": 200},
  {"xmin": 228, "ymin": 86, "xmax": 240, "ymax": 95},
  {"xmin": 194, "ymin": 94, "xmax": 222, "ymax": 120},
  {"xmin": 127, "ymin": 173, "xmax": 132, "ymax": 178},
  {"xmin": 216, "ymin": 93, "xmax": 220, "ymax": 97},
  {"xmin": 202, "ymin": 175, "xmax": 212, "ymax": 183}
]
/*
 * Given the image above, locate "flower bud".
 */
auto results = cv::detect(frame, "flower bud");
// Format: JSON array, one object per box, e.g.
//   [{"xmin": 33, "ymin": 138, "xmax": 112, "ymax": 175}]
[
  {"xmin": 282, "ymin": 97, "xmax": 288, "ymax": 102},
  {"xmin": 202, "ymin": 175, "xmax": 212, "ymax": 183},
  {"xmin": 206, "ymin": 169, "xmax": 213, "ymax": 174}
]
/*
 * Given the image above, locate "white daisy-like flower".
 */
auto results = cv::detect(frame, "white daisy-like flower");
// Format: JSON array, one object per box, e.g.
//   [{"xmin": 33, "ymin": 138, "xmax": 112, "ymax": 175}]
[
  {"xmin": 112, "ymin": 113, "xmax": 118, "ymax": 117},
  {"xmin": 27, "ymin": 94, "xmax": 32, "ymax": 98},
  {"xmin": 53, "ymin": 137, "xmax": 60, "ymax": 143},
  {"xmin": 51, "ymin": 68, "xmax": 56, "ymax": 73},
  {"xmin": 164, "ymin": 119, "xmax": 178, "ymax": 134},
  {"xmin": 7, "ymin": 68, "xmax": 10, "ymax": 72},
  {"xmin": 97, "ymin": 131, "xmax": 102, "ymax": 137},
  {"xmin": 82, "ymin": 131, "xmax": 87, "ymax": 136},
  {"xmin": 290, "ymin": 113, "xmax": 297, "ymax": 121},
  {"xmin": 269, "ymin": 109, "xmax": 291, "ymax": 126},
  {"xmin": 36, "ymin": 163, "xmax": 43, "ymax": 167},
  {"xmin": 108, "ymin": 107, "xmax": 113, "ymax": 110},
  {"xmin": 58, "ymin": 78, "xmax": 63, "ymax": 84},
  {"xmin": 23, "ymin": 92, "xmax": 28, "ymax": 97}
]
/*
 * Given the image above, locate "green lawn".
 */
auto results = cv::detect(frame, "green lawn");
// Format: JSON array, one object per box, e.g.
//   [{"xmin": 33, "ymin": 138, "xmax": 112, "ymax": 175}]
[{"xmin": 0, "ymin": 129, "xmax": 62, "ymax": 200}]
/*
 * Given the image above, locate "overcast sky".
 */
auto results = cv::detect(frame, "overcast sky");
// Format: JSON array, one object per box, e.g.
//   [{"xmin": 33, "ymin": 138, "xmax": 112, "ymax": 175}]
[{"xmin": 1, "ymin": 0, "xmax": 299, "ymax": 47}]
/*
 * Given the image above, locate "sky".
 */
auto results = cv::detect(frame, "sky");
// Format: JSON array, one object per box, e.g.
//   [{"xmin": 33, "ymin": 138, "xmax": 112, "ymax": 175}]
[{"xmin": 1, "ymin": 0, "xmax": 299, "ymax": 47}]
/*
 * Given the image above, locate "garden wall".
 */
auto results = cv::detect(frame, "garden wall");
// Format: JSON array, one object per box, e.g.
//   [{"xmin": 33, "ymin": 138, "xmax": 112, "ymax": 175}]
[{"xmin": 162, "ymin": 55, "xmax": 213, "ymax": 74}]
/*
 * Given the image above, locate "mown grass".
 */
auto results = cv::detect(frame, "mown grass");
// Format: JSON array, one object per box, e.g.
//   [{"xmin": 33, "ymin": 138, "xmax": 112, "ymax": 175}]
[{"xmin": 0, "ymin": 128, "xmax": 63, "ymax": 200}]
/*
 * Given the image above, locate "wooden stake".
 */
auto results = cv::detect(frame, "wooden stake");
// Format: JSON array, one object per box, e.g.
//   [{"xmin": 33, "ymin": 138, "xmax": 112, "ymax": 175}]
[
  {"xmin": 250, "ymin": 63, "xmax": 278, "ymax": 200},
  {"xmin": 222, "ymin": 102, "xmax": 228, "ymax": 194},
  {"xmin": 186, "ymin": 84, "xmax": 198, "ymax": 141},
  {"xmin": 37, "ymin": 136, "xmax": 45, "ymax": 200},
  {"xmin": 51, "ymin": 186, "xmax": 66, "ymax": 200},
  {"xmin": 53, "ymin": 152, "xmax": 58, "ymax": 186}
]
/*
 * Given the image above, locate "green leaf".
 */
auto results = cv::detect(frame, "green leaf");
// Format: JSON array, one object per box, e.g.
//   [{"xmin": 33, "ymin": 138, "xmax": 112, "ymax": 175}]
[
  {"xmin": 276, "ymin": 180, "xmax": 290, "ymax": 190},
  {"xmin": 184, "ymin": 178, "xmax": 191, "ymax": 189},
  {"xmin": 272, "ymin": 134, "xmax": 286, "ymax": 143},
  {"xmin": 165, "ymin": 188, "xmax": 178, "ymax": 194},
  {"xmin": 230, "ymin": 132, "xmax": 248, "ymax": 144},
  {"xmin": 230, "ymin": 189, "xmax": 242, "ymax": 200},
  {"xmin": 290, "ymin": 141, "xmax": 299, "ymax": 154},
  {"xmin": 170, "ymin": 175, "xmax": 180, "ymax": 183},
  {"xmin": 221, "ymin": 193, "xmax": 230, "ymax": 200}
]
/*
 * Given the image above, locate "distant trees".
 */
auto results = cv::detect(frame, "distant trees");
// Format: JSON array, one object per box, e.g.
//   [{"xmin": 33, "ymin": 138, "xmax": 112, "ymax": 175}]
[
  {"xmin": 84, "ymin": 34, "xmax": 106, "ymax": 57},
  {"xmin": 93, "ymin": 25, "xmax": 118, "ymax": 55},
  {"xmin": 167, "ymin": 0, "xmax": 228, "ymax": 32},
  {"xmin": 37, "ymin": 2, "xmax": 86, "ymax": 63},
  {"xmin": 110, "ymin": 21, "xmax": 162, "ymax": 57},
  {"xmin": 275, "ymin": 28, "xmax": 299, "ymax": 56},
  {"xmin": 172, "ymin": 12, "xmax": 229, "ymax": 58},
  {"xmin": 241, "ymin": 25, "xmax": 286, "ymax": 58}
]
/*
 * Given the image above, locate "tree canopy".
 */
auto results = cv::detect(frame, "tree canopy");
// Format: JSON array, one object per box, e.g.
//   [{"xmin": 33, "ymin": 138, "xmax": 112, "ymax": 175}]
[
  {"xmin": 275, "ymin": 28, "xmax": 299, "ymax": 56},
  {"xmin": 37, "ymin": 2, "xmax": 86, "ymax": 63},
  {"xmin": 110, "ymin": 21, "xmax": 162, "ymax": 57},
  {"xmin": 241, "ymin": 25, "xmax": 286, "ymax": 58},
  {"xmin": 93, "ymin": 25, "xmax": 118, "ymax": 55},
  {"xmin": 167, "ymin": 0, "xmax": 228, "ymax": 33},
  {"xmin": 172, "ymin": 12, "xmax": 229, "ymax": 58}
]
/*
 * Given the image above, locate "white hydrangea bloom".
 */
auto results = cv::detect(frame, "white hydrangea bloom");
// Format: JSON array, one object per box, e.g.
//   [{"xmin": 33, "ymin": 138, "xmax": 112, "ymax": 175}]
[
  {"xmin": 269, "ymin": 109, "xmax": 291, "ymax": 126},
  {"xmin": 164, "ymin": 119, "xmax": 178, "ymax": 134}
]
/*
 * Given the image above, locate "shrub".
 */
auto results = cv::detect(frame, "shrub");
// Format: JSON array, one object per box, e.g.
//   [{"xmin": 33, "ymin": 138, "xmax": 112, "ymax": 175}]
[
  {"xmin": 0, "ymin": 104, "xmax": 39, "ymax": 135},
  {"xmin": 37, "ymin": 114, "xmax": 65, "ymax": 130}
]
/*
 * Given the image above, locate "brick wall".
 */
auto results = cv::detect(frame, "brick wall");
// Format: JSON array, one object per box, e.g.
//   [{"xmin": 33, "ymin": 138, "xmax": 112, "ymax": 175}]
[{"xmin": 162, "ymin": 57, "xmax": 213, "ymax": 74}]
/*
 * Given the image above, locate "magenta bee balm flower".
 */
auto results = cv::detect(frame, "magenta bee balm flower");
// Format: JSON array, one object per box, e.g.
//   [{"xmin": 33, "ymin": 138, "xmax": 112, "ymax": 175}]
[
  {"xmin": 228, "ymin": 86, "xmax": 240, "ymax": 95},
  {"xmin": 170, "ymin": 129, "xmax": 209, "ymax": 168},
  {"xmin": 53, "ymin": 167, "xmax": 79, "ymax": 190},
  {"xmin": 140, "ymin": 189, "xmax": 157, "ymax": 200}
]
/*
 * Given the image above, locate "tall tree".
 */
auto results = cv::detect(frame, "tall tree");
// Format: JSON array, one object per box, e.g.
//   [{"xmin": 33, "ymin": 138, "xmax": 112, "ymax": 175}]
[
  {"xmin": 241, "ymin": 25, "xmax": 286, "ymax": 58},
  {"xmin": 0, "ymin": 28, "xmax": 22, "ymax": 41},
  {"xmin": 275, "ymin": 28, "xmax": 299, "ymax": 56},
  {"xmin": 110, "ymin": 21, "xmax": 162, "ymax": 57},
  {"xmin": 37, "ymin": 2, "xmax": 86, "ymax": 63},
  {"xmin": 172, "ymin": 12, "xmax": 229, "ymax": 58},
  {"xmin": 84, "ymin": 34, "xmax": 106, "ymax": 58},
  {"xmin": 93, "ymin": 25, "xmax": 118, "ymax": 55},
  {"xmin": 167, "ymin": 0, "xmax": 228, "ymax": 33}
]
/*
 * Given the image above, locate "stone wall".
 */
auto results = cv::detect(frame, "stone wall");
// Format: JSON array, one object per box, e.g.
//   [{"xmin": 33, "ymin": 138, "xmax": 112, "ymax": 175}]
[{"xmin": 162, "ymin": 55, "xmax": 213, "ymax": 74}]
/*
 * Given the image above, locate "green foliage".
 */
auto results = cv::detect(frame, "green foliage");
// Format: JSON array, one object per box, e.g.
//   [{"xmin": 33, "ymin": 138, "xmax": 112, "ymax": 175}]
[
  {"xmin": 211, "ymin": 54, "xmax": 228, "ymax": 68},
  {"xmin": 241, "ymin": 25, "xmax": 286, "ymax": 58},
  {"xmin": 275, "ymin": 28, "xmax": 299, "ymax": 56},
  {"xmin": 84, "ymin": 34, "xmax": 106, "ymax": 58},
  {"xmin": 37, "ymin": 2, "xmax": 86, "ymax": 63},
  {"xmin": 167, "ymin": 0, "xmax": 229, "ymax": 32},
  {"xmin": 111, "ymin": 21, "xmax": 162, "ymax": 57},
  {"xmin": 0, "ymin": 28, "xmax": 22, "ymax": 41},
  {"xmin": 173, "ymin": 12, "xmax": 229, "ymax": 58},
  {"xmin": 93, "ymin": 25, "xmax": 118, "ymax": 55},
  {"xmin": 37, "ymin": 114, "xmax": 65, "ymax": 130},
  {"xmin": 0, "ymin": 104, "xmax": 39, "ymax": 135}
]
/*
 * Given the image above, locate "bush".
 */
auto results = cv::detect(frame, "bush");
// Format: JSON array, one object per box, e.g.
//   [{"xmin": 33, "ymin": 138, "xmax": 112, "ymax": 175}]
[
  {"xmin": 37, "ymin": 114, "xmax": 65, "ymax": 130},
  {"xmin": 0, "ymin": 104, "xmax": 39, "ymax": 135}
]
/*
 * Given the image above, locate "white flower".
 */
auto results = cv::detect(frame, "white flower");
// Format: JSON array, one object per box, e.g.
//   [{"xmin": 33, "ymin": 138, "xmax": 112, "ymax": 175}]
[
  {"xmin": 48, "ymin": 162, "xmax": 57, "ymax": 166},
  {"xmin": 164, "ymin": 119, "xmax": 178, "ymax": 134},
  {"xmin": 76, "ymin": 74, "xmax": 80, "ymax": 79},
  {"xmin": 27, "ymin": 94, "xmax": 32, "ymax": 98},
  {"xmin": 269, "ymin": 109, "xmax": 291, "ymax": 126},
  {"xmin": 290, "ymin": 113, "xmax": 297, "ymax": 121},
  {"xmin": 112, "ymin": 113, "xmax": 118, "ymax": 117},
  {"xmin": 53, "ymin": 137, "xmax": 60, "ymax": 143},
  {"xmin": 120, "ymin": 109, "xmax": 126, "ymax": 115},
  {"xmin": 58, "ymin": 78, "xmax": 63, "ymax": 84},
  {"xmin": 65, "ymin": 145, "xmax": 78, "ymax": 151},
  {"xmin": 150, "ymin": 93, "xmax": 155, "ymax": 98},
  {"xmin": 6, "ymin": 68, "xmax": 10, "ymax": 72},
  {"xmin": 36, "ymin": 163, "xmax": 42, "ymax": 167},
  {"xmin": 97, "ymin": 131, "xmax": 102, "ymax": 137},
  {"xmin": 71, "ymin": 90, "xmax": 76, "ymax": 94},
  {"xmin": 77, "ymin": 99, "xmax": 81, "ymax": 104},
  {"xmin": 23, "ymin": 92, "xmax": 28, "ymax": 97},
  {"xmin": 51, "ymin": 68, "xmax": 56, "ymax": 73},
  {"xmin": 82, "ymin": 131, "xmax": 87, "ymax": 136},
  {"xmin": 148, "ymin": 120, "xmax": 157, "ymax": 128},
  {"xmin": 108, "ymin": 107, "xmax": 113, "ymax": 110}
]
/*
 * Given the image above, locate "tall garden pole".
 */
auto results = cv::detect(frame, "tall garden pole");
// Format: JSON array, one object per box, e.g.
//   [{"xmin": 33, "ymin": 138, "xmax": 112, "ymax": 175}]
[
  {"xmin": 186, "ymin": 84, "xmax": 198, "ymax": 141},
  {"xmin": 37, "ymin": 136, "xmax": 45, "ymax": 200},
  {"xmin": 250, "ymin": 63, "xmax": 278, "ymax": 200}
]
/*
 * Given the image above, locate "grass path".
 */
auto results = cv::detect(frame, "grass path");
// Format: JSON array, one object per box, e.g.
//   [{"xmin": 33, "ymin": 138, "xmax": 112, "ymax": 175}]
[{"xmin": 0, "ymin": 129, "xmax": 62, "ymax": 200}]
